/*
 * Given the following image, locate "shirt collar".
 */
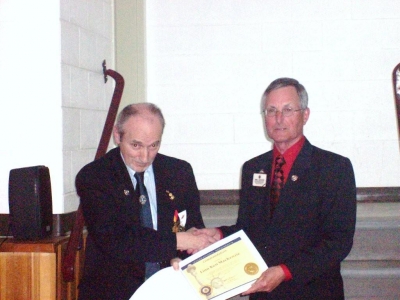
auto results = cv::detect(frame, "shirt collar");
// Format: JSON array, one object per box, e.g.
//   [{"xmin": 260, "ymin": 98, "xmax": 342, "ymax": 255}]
[
  {"xmin": 120, "ymin": 151, "xmax": 154, "ymax": 179},
  {"xmin": 272, "ymin": 136, "xmax": 305, "ymax": 182},
  {"xmin": 273, "ymin": 136, "xmax": 305, "ymax": 160}
]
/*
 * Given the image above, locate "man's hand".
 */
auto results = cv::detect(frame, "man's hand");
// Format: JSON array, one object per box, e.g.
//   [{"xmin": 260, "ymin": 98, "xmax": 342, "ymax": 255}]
[
  {"xmin": 176, "ymin": 230, "xmax": 217, "ymax": 253},
  {"xmin": 242, "ymin": 266, "xmax": 286, "ymax": 295},
  {"xmin": 191, "ymin": 227, "xmax": 222, "ymax": 241},
  {"xmin": 184, "ymin": 227, "xmax": 222, "ymax": 254}
]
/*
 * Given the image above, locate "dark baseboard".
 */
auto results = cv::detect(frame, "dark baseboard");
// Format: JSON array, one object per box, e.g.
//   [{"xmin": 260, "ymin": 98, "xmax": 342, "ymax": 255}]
[
  {"xmin": 356, "ymin": 187, "xmax": 400, "ymax": 202},
  {"xmin": 199, "ymin": 187, "xmax": 400, "ymax": 205},
  {"xmin": 1, "ymin": 187, "xmax": 399, "ymax": 237}
]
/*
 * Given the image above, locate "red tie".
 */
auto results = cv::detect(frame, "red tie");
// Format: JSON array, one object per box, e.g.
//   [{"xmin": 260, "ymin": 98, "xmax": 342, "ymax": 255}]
[{"xmin": 270, "ymin": 155, "xmax": 285, "ymax": 216}]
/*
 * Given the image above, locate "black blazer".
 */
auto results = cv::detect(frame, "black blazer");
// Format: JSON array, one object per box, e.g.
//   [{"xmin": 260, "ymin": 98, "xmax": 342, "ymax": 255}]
[
  {"xmin": 221, "ymin": 139, "xmax": 357, "ymax": 300},
  {"xmin": 76, "ymin": 147, "xmax": 205, "ymax": 300}
]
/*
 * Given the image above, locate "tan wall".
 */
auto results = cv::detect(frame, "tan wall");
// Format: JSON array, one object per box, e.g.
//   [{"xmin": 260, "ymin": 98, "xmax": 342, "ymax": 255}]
[{"xmin": 115, "ymin": 0, "xmax": 147, "ymax": 109}]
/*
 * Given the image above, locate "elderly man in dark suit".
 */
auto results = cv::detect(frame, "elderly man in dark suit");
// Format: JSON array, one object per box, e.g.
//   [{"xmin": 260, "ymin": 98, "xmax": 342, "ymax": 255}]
[
  {"xmin": 198, "ymin": 78, "xmax": 357, "ymax": 299},
  {"xmin": 76, "ymin": 103, "xmax": 215, "ymax": 300}
]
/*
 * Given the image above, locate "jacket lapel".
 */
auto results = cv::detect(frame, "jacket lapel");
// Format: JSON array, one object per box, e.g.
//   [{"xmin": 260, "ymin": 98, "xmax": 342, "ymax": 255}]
[
  {"xmin": 107, "ymin": 148, "xmax": 140, "ymax": 223},
  {"xmin": 152, "ymin": 155, "xmax": 174, "ymax": 233}
]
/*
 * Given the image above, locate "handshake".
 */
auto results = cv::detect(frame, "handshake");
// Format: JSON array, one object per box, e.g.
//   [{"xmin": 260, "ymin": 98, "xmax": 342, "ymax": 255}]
[{"xmin": 176, "ymin": 227, "xmax": 222, "ymax": 254}]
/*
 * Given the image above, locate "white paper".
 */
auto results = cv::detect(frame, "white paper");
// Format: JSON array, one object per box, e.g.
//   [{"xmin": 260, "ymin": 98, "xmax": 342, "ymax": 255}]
[
  {"xmin": 130, "ymin": 230, "xmax": 267, "ymax": 300},
  {"xmin": 130, "ymin": 267, "xmax": 198, "ymax": 300}
]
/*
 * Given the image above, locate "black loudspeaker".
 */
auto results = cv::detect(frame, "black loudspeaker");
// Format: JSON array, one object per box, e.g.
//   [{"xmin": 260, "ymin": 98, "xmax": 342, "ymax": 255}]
[{"xmin": 8, "ymin": 165, "xmax": 53, "ymax": 240}]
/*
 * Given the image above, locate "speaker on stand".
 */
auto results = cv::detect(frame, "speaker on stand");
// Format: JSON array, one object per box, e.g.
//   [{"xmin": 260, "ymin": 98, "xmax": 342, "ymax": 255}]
[{"xmin": 8, "ymin": 165, "xmax": 53, "ymax": 240}]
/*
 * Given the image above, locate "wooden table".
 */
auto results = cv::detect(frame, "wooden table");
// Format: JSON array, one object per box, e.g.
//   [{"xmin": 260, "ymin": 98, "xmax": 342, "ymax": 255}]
[{"xmin": 0, "ymin": 236, "xmax": 84, "ymax": 300}]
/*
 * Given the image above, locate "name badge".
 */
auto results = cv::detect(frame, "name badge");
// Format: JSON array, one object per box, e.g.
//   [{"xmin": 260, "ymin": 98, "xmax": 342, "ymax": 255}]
[{"xmin": 253, "ymin": 173, "xmax": 267, "ymax": 187}]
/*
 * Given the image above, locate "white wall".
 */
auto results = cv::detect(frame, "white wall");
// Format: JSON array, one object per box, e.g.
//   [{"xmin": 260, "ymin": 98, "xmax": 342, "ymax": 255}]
[
  {"xmin": 61, "ymin": 0, "xmax": 114, "ymax": 213},
  {"xmin": 1, "ymin": 0, "xmax": 399, "ymax": 215},
  {"xmin": 145, "ymin": 0, "xmax": 400, "ymax": 189},
  {"xmin": 0, "ymin": 0, "xmax": 113, "ymax": 214},
  {"xmin": 0, "ymin": 1, "xmax": 62, "ymax": 213}
]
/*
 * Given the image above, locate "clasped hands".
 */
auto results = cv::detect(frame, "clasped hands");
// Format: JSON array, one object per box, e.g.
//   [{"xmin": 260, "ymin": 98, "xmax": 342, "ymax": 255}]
[
  {"xmin": 176, "ymin": 227, "xmax": 221, "ymax": 254},
  {"xmin": 172, "ymin": 227, "xmax": 220, "ymax": 271}
]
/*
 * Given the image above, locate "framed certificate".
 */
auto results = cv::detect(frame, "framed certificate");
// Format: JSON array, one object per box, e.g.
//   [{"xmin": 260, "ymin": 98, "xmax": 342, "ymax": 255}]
[{"xmin": 131, "ymin": 230, "xmax": 267, "ymax": 300}]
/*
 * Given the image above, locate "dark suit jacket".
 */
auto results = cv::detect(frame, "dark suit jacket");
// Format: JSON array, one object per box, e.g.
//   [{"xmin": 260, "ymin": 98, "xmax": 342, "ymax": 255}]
[
  {"xmin": 220, "ymin": 139, "xmax": 356, "ymax": 300},
  {"xmin": 76, "ymin": 147, "xmax": 205, "ymax": 300}
]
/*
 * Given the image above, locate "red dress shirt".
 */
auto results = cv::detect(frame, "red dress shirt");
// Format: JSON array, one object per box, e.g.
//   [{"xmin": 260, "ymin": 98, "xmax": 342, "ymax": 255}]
[{"xmin": 272, "ymin": 136, "xmax": 306, "ymax": 281}]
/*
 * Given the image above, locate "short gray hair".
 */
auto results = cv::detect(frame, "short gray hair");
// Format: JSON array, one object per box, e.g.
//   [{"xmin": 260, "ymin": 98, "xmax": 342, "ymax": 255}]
[
  {"xmin": 115, "ymin": 103, "xmax": 165, "ymax": 138},
  {"xmin": 261, "ymin": 77, "xmax": 308, "ymax": 110}
]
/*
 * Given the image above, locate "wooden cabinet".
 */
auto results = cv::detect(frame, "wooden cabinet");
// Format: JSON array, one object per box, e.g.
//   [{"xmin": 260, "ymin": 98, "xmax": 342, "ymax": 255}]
[{"xmin": 0, "ymin": 236, "xmax": 84, "ymax": 300}]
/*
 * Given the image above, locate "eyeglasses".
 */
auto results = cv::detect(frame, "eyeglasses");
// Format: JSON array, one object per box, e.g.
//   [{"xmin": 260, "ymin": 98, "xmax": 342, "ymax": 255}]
[{"xmin": 263, "ymin": 107, "xmax": 304, "ymax": 117}]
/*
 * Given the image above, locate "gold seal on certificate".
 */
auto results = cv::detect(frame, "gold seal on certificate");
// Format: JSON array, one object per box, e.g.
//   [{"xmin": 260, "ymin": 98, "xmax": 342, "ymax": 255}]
[
  {"xmin": 200, "ymin": 286, "xmax": 212, "ymax": 296},
  {"xmin": 244, "ymin": 262, "xmax": 259, "ymax": 275}
]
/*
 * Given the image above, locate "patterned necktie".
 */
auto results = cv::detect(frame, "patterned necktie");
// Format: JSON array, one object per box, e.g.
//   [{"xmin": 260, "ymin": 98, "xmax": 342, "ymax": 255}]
[
  {"xmin": 270, "ymin": 155, "xmax": 286, "ymax": 216},
  {"xmin": 134, "ymin": 172, "xmax": 153, "ymax": 228},
  {"xmin": 134, "ymin": 172, "xmax": 160, "ymax": 279}
]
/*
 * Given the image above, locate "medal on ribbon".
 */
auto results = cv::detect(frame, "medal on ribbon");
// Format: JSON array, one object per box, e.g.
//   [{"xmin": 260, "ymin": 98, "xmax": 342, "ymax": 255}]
[
  {"xmin": 139, "ymin": 195, "xmax": 147, "ymax": 205},
  {"xmin": 172, "ymin": 209, "xmax": 186, "ymax": 232}
]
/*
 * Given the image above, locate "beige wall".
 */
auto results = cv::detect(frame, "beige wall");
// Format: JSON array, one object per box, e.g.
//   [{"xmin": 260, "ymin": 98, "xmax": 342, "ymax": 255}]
[{"xmin": 115, "ymin": 0, "xmax": 147, "ymax": 109}]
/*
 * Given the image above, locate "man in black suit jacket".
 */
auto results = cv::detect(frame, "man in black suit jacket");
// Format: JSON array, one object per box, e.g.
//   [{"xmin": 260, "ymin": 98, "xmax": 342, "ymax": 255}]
[
  {"xmin": 76, "ymin": 103, "xmax": 215, "ymax": 300},
  {"xmin": 198, "ymin": 78, "xmax": 356, "ymax": 299}
]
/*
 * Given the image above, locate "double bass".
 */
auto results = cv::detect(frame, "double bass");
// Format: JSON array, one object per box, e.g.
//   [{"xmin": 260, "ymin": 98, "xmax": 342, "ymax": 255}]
[
  {"xmin": 62, "ymin": 60, "xmax": 125, "ymax": 282},
  {"xmin": 392, "ymin": 62, "xmax": 400, "ymax": 145}
]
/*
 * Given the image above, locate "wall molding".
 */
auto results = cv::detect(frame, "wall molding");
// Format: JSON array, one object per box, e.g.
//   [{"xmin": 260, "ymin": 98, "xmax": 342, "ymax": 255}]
[
  {"xmin": 1, "ymin": 187, "xmax": 399, "ymax": 236},
  {"xmin": 199, "ymin": 187, "xmax": 400, "ymax": 205}
]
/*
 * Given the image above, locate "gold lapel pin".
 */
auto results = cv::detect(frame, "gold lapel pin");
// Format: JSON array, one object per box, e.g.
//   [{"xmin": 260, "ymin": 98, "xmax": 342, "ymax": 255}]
[
  {"xmin": 166, "ymin": 190, "xmax": 175, "ymax": 200},
  {"xmin": 124, "ymin": 189, "xmax": 130, "ymax": 196},
  {"xmin": 291, "ymin": 175, "xmax": 298, "ymax": 182}
]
